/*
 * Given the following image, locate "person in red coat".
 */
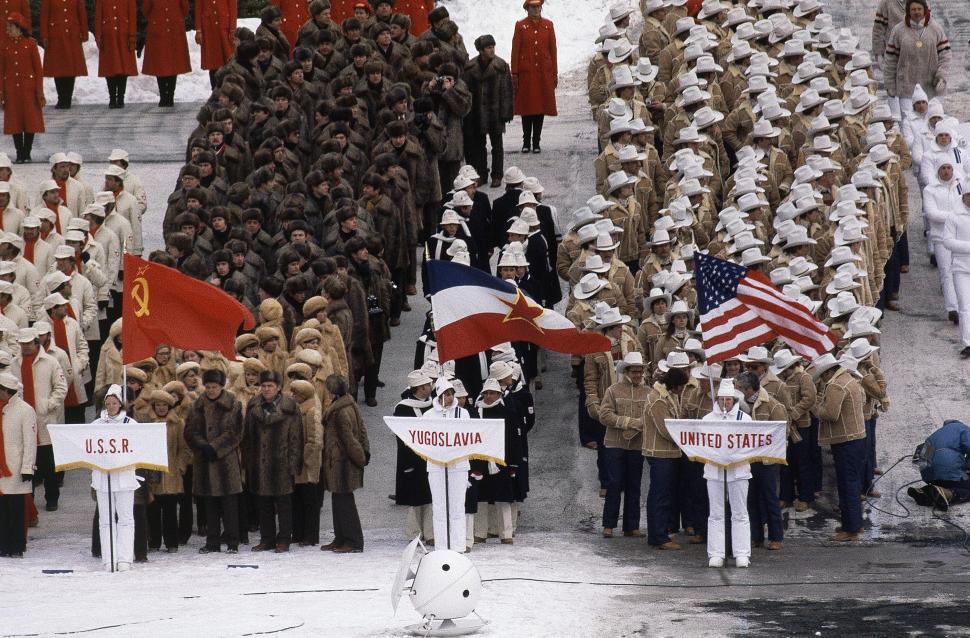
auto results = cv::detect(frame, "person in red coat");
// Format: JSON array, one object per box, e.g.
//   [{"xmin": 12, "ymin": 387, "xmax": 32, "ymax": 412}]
[
  {"xmin": 142, "ymin": 0, "xmax": 191, "ymax": 108},
  {"xmin": 511, "ymin": 0, "xmax": 558, "ymax": 153},
  {"xmin": 272, "ymin": 0, "xmax": 307, "ymax": 55},
  {"xmin": 95, "ymin": 0, "xmax": 138, "ymax": 108},
  {"xmin": 330, "ymin": 0, "xmax": 355, "ymax": 25},
  {"xmin": 395, "ymin": 0, "xmax": 430, "ymax": 36},
  {"xmin": 0, "ymin": 13, "xmax": 44, "ymax": 163},
  {"xmin": 0, "ymin": 0, "xmax": 28, "ymax": 48},
  {"xmin": 40, "ymin": 0, "xmax": 89, "ymax": 109},
  {"xmin": 195, "ymin": 0, "xmax": 237, "ymax": 88}
]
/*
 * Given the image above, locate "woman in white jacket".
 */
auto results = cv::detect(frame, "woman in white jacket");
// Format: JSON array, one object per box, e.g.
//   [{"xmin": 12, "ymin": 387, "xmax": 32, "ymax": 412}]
[
  {"xmin": 901, "ymin": 84, "xmax": 930, "ymax": 179},
  {"xmin": 919, "ymin": 118, "xmax": 969, "ymax": 185},
  {"xmin": 91, "ymin": 384, "xmax": 139, "ymax": 571},
  {"xmin": 422, "ymin": 378, "xmax": 470, "ymax": 551},
  {"xmin": 922, "ymin": 158, "xmax": 964, "ymax": 319},
  {"xmin": 703, "ymin": 379, "xmax": 752, "ymax": 568},
  {"xmin": 942, "ymin": 192, "xmax": 970, "ymax": 357}
]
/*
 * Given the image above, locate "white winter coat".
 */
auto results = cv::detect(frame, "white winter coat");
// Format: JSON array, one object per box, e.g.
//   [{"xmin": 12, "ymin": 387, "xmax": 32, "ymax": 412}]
[
  {"xmin": 12, "ymin": 348, "xmax": 68, "ymax": 445},
  {"xmin": 920, "ymin": 142, "xmax": 970, "ymax": 184},
  {"xmin": 702, "ymin": 403, "xmax": 752, "ymax": 481},
  {"xmin": 90, "ymin": 410, "xmax": 141, "ymax": 492},
  {"xmin": 923, "ymin": 175, "xmax": 965, "ymax": 242},
  {"xmin": 0, "ymin": 394, "xmax": 37, "ymax": 495},
  {"xmin": 943, "ymin": 204, "xmax": 970, "ymax": 275}
]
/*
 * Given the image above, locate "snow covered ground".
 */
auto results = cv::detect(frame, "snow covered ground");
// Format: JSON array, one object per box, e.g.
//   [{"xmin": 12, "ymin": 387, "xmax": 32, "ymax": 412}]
[
  {"xmin": 443, "ymin": 0, "xmax": 614, "ymax": 74},
  {"xmin": 39, "ymin": 20, "xmax": 266, "ymax": 106},
  {"xmin": 3, "ymin": 529, "xmax": 649, "ymax": 637},
  {"xmin": 45, "ymin": 0, "xmax": 619, "ymax": 106}
]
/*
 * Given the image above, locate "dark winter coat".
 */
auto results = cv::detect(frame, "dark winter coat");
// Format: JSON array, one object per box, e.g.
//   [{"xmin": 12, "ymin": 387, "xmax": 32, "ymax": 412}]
[
  {"xmin": 322, "ymin": 394, "xmax": 370, "ymax": 493},
  {"xmin": 184, "ymin": 390, "xmax": 244, "ymax": 497},
  {"xmin": 463, "ymin": 55, "xmax": 514, "ymax": 134},
  {"xmin": 243, "ymin": 393, "xmax": 304, "ymax": 497},
  {"xmin": 393, "ymin": 394, "xmax": 432, "ymax": 506},
  {"xmin": 477, "ymin": 400, "xmax": 524, "ymax": 504},
  {"xmin": 433, "ymin": 79, "xmax": 473, "ymax": 163},
  {"xmin": 489, "ymin": 187, "xmax": 522, "ymax": 249}
]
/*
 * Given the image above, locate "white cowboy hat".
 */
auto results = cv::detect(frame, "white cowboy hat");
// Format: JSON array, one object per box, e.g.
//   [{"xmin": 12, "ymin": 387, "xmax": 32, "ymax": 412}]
[
  {"xmin": 616, "ymin": 350, "xmax": 646, "ymax": 375},
  {"xmin": 593, "ymin": 305, "xmax": 632, "ymax": 329},
  {"xmin": 658, "ymin": 350, "xmax": 691, "ymax": 372},
  {"xmin": 574, "ymin": 273, "xmax": 608, "ymax": 299},
  {"xmin": 809, "ymin": 352, "xmax": 840, "ymax": 380},
  {"xmin": 643, "ymin": 287, "xmax": 672, "ymax": 311}
]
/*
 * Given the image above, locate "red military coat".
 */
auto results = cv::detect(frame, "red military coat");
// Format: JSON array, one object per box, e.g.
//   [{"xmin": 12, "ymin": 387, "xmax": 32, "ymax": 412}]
[
  {"xmin": 0, "ymin": 0, "xmax": 29, "ymax": 48},
  {"xmin": 511, "ymin": 16, "xmax": 558, "ymax": 116},
  {"xmin": 95, "ymin": 0, "xmax": 138, "ymax": 77},
  {"xmin": 195, "ymin": 0, "xmax": 236, "ymax": 71},
  {"xmin": 330, "ymin": 0, "xmax": 354, "ymax": 24},
  {"xmin": 40, "ymin": 0, "xmax": 89, "ymax": 77},
  {"xmin": 396, "ymin": 0, "xmax": 431, "ymax": 35},
  {"xmin": 142, "ymin": 0, "xmax": 191, "ymax": 76},
  {"xmin": 271, "ymin": 0, "xmax": 307, "ymax": 54},
  {"xmin": 0, "ymin": 35, "xmax": 45, "ymax": 134}
]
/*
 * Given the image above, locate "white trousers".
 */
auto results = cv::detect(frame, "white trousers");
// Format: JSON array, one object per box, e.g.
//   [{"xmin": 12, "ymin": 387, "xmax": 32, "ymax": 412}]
[
  {"xmin": 954, "ymin": 272, "xmax": 970, "ymax": 346},
  {"xmin": 935, "ymin": 243, "xmax": 958, "ymax": 311},
  {"xmin": 474, "ymin": 502, "xmax": 517, "ymax": 540},
  {"xmin": 706, "ymin": 479, "xmax": 750, "ymax": 560},
  {"xmin": 96, "ymin": 488, "xmax": 135, "ymax": 569},
  {"xmin": 405, "ymin": 505, "xmax": 434, "ymax": 542},
  {"xmin": 428, "ymin": 468, "xmax": 466, "ymax": 551}
]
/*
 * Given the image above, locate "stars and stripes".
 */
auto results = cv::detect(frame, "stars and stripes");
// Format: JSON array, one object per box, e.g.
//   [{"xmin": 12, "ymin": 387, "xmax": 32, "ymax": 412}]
[{"xmin": 695, "ymin": 253, "xmax": 837, "ymax": 363}]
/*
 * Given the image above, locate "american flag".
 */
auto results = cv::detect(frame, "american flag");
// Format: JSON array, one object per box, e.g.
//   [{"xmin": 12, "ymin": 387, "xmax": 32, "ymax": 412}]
[{"xmin": 695, "ymin": 253, "xmax": 837, "ymax": 363}]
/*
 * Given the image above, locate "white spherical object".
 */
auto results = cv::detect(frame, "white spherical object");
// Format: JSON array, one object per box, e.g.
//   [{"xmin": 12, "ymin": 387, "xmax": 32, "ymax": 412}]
[{"xmin": 408, "ymin": 550, "xmax": 482, "ymax": 620}]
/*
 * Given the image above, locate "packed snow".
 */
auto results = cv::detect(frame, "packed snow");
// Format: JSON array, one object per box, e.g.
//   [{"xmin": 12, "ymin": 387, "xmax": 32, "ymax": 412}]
[
  {"xmin": 39, "ymin": 19, "xmax": 265, "ymax": 106},
  {"xmin": 44, "ymin": 0, "xmax": 616, "ymax": 106}
]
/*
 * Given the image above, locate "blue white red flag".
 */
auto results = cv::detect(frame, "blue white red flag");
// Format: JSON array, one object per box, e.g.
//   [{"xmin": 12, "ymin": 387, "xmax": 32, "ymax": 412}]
[
  {"xmin": 695, "ymin": 253, "xmax": 837, "ymax": 364},
  {"xmin": 426, "ymin": 260, "xmax": 611, "ymax": 362}
]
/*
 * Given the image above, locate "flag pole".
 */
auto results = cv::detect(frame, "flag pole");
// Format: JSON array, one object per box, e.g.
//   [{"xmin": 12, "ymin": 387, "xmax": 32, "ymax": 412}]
[
  {"xmin": 444, "ymin": 463, "xmax": 451, "ymax": 551},
  {"xmin": 107, "ymin": 472, "xmax": 115, "ymax": 573},
  {"xmin": 706, "ymin": 372, "xmax": 728, "ymax": 567}
]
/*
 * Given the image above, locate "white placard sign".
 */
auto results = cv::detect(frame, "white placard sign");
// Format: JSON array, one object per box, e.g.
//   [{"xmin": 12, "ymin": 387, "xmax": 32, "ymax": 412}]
[
  {"xmin": 48, "ymin": 421, "xmax": 168, "ymax": 473},
  {"xmin": 664, "ymin": 419, "xmax": 788, "ymax": 468},
  {"xmin": 384, "ymin": 417, "xmax": 506, "ymax": 466}
]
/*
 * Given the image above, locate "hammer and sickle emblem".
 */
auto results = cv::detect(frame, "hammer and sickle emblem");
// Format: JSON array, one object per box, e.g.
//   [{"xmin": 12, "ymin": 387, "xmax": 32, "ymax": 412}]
[{"xmin": 131, "ymin": 276, "xmax": 150, "ymax": 318}]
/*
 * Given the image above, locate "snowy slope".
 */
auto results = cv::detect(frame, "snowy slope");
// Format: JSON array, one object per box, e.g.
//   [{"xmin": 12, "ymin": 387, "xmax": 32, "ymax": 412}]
[
  {"xmin": 46, "ymin": 0, "xmax": 613, "ymax": 105},
  {"xmin": 443, "ymin": 0, "xmax": 613, "ymax": 73}
]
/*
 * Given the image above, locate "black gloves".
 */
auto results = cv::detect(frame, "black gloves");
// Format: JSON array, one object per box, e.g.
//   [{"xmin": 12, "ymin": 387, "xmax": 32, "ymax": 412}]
[
  {"xmin": 202, "ymin": 445, "xmax": 218, "ymax": 462},
  {"xmin": 22, "ymin": 473, "xmax": 33, "ymax": 483}
]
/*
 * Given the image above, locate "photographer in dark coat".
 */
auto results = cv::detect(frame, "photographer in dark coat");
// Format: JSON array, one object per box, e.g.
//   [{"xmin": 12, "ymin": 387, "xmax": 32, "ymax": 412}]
[{"xmin": 463, "ymin": 35, "xmax": 514, "ymax": 188}]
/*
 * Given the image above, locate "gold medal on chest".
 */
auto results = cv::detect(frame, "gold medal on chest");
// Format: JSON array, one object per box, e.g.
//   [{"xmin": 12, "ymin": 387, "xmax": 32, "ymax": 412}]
[{"xmin": 916, "ymin": 40, "xmax": 923, "ymax": 48}]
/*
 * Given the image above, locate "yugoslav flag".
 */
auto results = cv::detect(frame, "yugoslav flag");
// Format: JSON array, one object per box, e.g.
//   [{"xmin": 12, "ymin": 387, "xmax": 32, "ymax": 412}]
[{"xmin": 426, "ymin": 260, "xmax": 611, "ymax": 362}]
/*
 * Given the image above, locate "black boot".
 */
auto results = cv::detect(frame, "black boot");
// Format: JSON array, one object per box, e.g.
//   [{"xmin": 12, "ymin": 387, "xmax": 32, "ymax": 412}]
[
  {"xmin": 11, "ymin": 134, "xmax": 23, "ymax": 163},
  {"xmin": 54, "ymin": 78, "xmax": 68, "ymax": 109},
  {"xmin": 63, "ymin": 77, "xmax": 75, "ymax": 109},
  {"xmin": 116, "ymin": 76, "xmax": 127, "ymax": 108},
  {"xmin": 532, "ymin": 115, "xmax": 544, "ymax": 153},
  {"xmin": 107, "ymin": 77, "xmax": 118, "ymax": 108},
  {"xmin": 161, "ymin": 77, "xmax": 176, "ymax": 107},
  {"xmin": 22, "ymin": 133, "xmax": 33, "ymax": 163},
  {"xmin": 156, "ymin": 77, "xmax": 166, "ymax": 107}
]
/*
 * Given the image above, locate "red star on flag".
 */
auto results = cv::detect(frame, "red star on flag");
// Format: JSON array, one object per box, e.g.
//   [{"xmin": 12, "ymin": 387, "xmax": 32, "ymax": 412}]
[{"xmin": 497, "ymin": 289, "xmax": 545, "ymax": 333}]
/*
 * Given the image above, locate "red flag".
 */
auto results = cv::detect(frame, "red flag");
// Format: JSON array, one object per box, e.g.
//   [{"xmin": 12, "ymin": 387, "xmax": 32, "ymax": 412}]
[{"xmin": 121, "ymin": 254, "xmax": 256, "ymax": 364}]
